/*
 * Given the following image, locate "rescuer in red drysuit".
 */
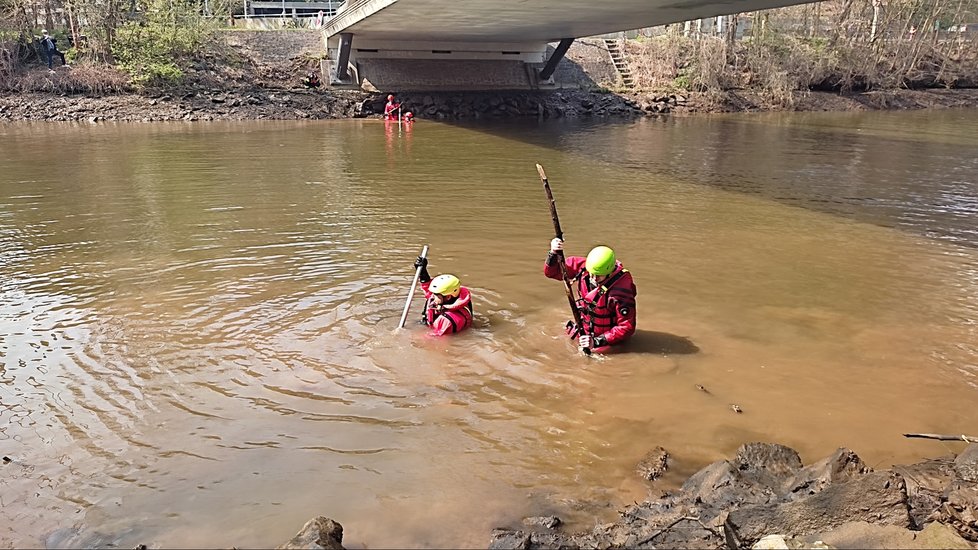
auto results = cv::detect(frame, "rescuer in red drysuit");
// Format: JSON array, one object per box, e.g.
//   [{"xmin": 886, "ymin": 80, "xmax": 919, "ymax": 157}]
[
  {"xmin": 544, "ymin": 238, "xmax": 636, "ymax": 353},
  {"xmin": 384, "ymin": 94, "xmax": 401, "ymax": 120},
  {"xmin": 413, "ymin": 255, "xmax": 473, "ymax": 336}
]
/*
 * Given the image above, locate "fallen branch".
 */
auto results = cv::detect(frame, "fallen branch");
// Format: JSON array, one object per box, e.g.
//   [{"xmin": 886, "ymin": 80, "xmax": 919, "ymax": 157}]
[
  {"xmin": 903, "ymin": 433, "xmax": 978, "ymax": 444},
  {"xmin": 635, "ymin": 515, "xmax": 710, "ymax": 546}
]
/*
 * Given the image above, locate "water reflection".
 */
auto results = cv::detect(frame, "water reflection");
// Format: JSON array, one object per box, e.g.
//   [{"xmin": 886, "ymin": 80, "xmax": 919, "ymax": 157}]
[{"xmin": 451, "ymin": 110, "xmax": 978, "ymax": 246}]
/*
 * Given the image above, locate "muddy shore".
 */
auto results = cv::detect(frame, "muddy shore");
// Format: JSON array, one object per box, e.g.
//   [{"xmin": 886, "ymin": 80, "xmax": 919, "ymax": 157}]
[
  {"xmin": 3, "ymin": 85, "xmax": 978, "ymax": 124},
  {"xmin": 275, "ymin": 442, "xmax": 978, "ymax": 549}
]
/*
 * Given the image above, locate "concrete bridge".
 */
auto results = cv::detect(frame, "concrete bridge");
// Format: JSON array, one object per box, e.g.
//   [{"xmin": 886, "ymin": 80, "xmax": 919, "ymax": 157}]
[{"xmin": 323, "ymin": 0, "xmax": 817, "ymax": 90}]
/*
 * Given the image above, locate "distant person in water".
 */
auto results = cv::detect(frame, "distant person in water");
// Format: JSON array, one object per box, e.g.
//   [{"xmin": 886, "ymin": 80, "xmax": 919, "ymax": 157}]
[
  {"xmin": 413, "ymin": 255, "xmax": 473, "ymax": 336},
  {"xmin": 384, "ymin": 94, "xmax": 401, "ymax": 120},
  {"xmin": 403, "ymin": 111, "xmax": 415, "ymax": 122}
]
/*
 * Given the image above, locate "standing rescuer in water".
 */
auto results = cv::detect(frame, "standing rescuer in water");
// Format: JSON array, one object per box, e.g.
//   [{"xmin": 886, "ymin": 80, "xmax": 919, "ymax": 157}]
[
  {"xmin": 413, "ymin": 256, "xmax": 474, "ymax": 336},
  {"xmin": 384, "ymin": 94, "xmax": 401, "ymax": 120},
  {"xmin": 544, "ymin": 239, "xmax": 636, "ymax": 353}
]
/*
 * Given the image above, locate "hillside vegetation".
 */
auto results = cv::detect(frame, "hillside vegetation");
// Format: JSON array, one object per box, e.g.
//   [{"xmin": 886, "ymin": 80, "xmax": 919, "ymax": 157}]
[
  {"xmin": 619, "ymin": 2, "xmax": 978, "ymax": 108},
  {"xmin": 1, "ymin": 0, "xmax": 976, "ymax": 103}
]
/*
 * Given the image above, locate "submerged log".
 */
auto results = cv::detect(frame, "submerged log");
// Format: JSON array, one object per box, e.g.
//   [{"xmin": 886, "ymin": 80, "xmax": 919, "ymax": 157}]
[{"xmin": 904, "ymin": 433, "xmax": 978, "ymax": 443}]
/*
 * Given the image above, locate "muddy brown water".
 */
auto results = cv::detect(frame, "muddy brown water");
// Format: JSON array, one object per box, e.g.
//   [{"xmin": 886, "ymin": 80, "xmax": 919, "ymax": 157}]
[{"xmin": 2, "ymin": 110, "xmax": 978, "ymax": 548}]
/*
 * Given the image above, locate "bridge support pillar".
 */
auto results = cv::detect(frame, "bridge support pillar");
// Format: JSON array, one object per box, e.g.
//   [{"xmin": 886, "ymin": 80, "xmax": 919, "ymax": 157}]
[
  {"xmin": 334, "ymin": 32, "xmax": 354, "ymax": 83},
  {"xmin": 538, "ymin": 38, "xmax": 574, "ymax": 82}
]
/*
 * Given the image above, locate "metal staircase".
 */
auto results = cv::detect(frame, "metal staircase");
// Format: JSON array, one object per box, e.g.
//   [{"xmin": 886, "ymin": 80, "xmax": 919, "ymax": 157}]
[{"xmin": 604, "ymin": 38, "xmax": 634, "ymax": 88}]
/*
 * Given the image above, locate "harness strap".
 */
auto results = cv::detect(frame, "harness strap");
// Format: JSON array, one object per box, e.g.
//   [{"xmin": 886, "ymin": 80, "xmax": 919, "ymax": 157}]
[
  {"xmin": 422, "ymin": 296, "xmax": 473, "ymax": 332},
  {"xmin": 444, "ymin": 313, "xmax": 458, "ymax": 333},
  {"xmin": 575, "ymin": 268, "xmax": 631, "ymax": 336},
  {"xmin": 581, "ymin": 268, "xmax": 629, "ymax": 306}
]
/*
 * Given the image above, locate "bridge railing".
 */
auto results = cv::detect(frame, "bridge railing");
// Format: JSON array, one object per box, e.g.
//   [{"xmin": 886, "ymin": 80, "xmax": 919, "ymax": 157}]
[{"xmin": 235, "ymin": 0, "xmax": 345, "ymax": 19}]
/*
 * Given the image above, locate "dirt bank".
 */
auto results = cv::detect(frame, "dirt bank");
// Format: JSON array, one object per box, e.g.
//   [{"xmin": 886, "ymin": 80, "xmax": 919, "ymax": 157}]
[
  {"xmin": 3, "ymin": 86, "xmax": 978, "ymax": 124},
  {"xmin": 3, "ymin": 29, "xmax": 977, "ymax": 123}
]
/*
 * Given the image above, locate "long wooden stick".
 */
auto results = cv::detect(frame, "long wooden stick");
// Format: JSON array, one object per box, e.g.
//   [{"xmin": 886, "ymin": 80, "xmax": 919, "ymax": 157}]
[
  {"xmin": 635, "ymin": 516, "xmax": 709, "ymax": 546},
  {"xmin": 903, "ymin": 433, "xmax": 978, "ymax": 443},
  {"xmin": 397, "ymin": 245, "xmax": 428, "ymax": 329},
  {"xmin": 537, "ymin": 164, "xmax": 589, "ymax": 355}
]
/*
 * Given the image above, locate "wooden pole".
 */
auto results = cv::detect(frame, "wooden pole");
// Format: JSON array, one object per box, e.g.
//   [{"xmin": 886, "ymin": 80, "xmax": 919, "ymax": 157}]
[{"xmin": 537, "ymin": 164, "xmax": 590, "ymax": 355}]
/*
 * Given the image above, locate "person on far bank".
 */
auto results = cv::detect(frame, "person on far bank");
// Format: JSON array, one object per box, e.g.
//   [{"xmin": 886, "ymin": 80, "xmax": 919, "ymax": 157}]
[
  {"xmin": 413, "ymin": 255, "xmax": 474, "ymax": 336},
  {"xmin": 544, "ymin": 238, "xmax": 636, "ymax": 353},
  {"xmin": 384, "ymin": 94, "xmax": 401, "ymax": 120},
  {"xmin": 39, "ymin": 30, "xmax": 67, "ymax": 71}
]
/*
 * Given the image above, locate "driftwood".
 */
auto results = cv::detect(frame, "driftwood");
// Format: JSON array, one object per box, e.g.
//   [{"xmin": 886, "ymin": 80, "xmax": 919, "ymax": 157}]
[
  {"xmin": 904, "ymin": 433, "xmax": 978, "ymax": 444},
  {"xmin": 635, "ymin": 515, "xmax": 718, "ymax": 546}
]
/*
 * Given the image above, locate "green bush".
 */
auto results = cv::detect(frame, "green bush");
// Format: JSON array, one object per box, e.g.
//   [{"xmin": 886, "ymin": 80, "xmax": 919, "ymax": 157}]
[
  {"xmin": 111, "ymin": 0, "xmax": 216, "ymax": 87},
  {"xmin": 113, "ymin": 24, "xmax": 183, "ymax": 85}
]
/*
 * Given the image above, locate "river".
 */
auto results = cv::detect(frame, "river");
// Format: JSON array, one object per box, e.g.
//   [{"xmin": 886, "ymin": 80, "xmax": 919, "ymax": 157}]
[{"xmin": 2, "ymin": 109, "xmax": 977, "ymax": 548}]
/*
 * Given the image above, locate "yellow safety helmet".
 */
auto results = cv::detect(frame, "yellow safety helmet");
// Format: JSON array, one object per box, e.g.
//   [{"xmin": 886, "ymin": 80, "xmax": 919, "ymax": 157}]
[
  {"xmin": 585, "ymin": 246, "xmax": 617, "ymax": 276},
  {"xmin": 430, "ymin": 274, "xmax": 461, "ymax": 297}
]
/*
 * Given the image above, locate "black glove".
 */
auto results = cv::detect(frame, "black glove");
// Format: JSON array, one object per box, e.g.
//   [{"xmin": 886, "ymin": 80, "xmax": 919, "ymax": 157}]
[{"xmin": 414, "ymin": 256, "xmax": 430, "ymax": 283}]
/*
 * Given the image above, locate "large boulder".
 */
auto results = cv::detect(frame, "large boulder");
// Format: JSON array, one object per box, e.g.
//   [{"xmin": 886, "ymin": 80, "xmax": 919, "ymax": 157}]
[
  {"xmin": 277, "ymin": 516, "xmax": 344, "ymax": 550},
  {"xmin": 810, "ymin": 520, "xmax": 973, "ymax": 549},
  {"xmin": 782, "ymin": 448, "xmax": 872, "ymax": 500},
  {"xmin": 726, "ymin": 471, "xmax": 911, "ymax": 543},
  {"xmin": 893, "ymin": 455, "xmax": 957, "ymax": 529}
]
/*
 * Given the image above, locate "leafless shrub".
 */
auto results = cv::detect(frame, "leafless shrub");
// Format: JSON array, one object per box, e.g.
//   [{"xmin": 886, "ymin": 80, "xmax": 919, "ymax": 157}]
[
  {"xmin": 691, "ymin": 38, "xmax": 732, "ymax": 91},
  {"xmin": 2, "ymin": 62, "xmax": 131, "ymax": 94},
  {"xmin": 624, "ymin": 0, "xmax": 976, "ymax": 104},
  {"xmin": 626, "ymin": 36, "xmax": 737, "ymax": 92},
  {"xmin": 63, "ymin": 63, "xmax": 131, "ymax": 93},
  {"xmin": 626, "ymin": 35, "xmax": 686, "ymax": 88}
]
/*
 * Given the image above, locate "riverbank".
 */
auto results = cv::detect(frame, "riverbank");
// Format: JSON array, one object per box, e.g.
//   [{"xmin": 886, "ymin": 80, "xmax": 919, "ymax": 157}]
[
  {"xmin": 4, "ymin": 29, "xmax": 977, "ymax": 123},
  {"xmin": 275, "ymin": 442, "xmax": 978, "ymax": 549},
  {"xmin": 3, "ymin": 86, "xmax": 978, "ymax": 123}
]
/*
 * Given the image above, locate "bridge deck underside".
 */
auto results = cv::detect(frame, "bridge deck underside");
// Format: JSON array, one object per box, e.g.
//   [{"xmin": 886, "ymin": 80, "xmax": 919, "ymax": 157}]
[
  {"xmin": 326, "ymin": 0, "xmax": 816, "ymax": 43},
  {"xmin": 357, "ymin": 59, "xmax": 533, "ymax": 91},
  {"xmin": 324, "ymin": 0, "xmax": 816, "ymax": 90}
]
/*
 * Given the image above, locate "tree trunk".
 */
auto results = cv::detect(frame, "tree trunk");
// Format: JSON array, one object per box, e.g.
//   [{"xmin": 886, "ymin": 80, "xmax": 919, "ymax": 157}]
[
  {"xmin": 27, "ymin": 0, "xmax": 38, "ymax": 28},
  {"xmin": 809, "ymin": 3, "xmax": 821, "ymax": 38},
  {"xmin": 44, "ymin": 0, "xmax": 53, "ymax": 32},
  {"xmin": 831, "ymin": 0, "xmax": 856, "ymax": 45},
  {"xmin": 870, "ymin": 0, "xmax": 881, "ymax": 42},
  {"xmin": 727, "ymin": 14, "xmax": 738, "ymax": 46},
  {"xmin": 100, "ymin": 0, "xmax": 119, "ymax": 64},
  {"xmin": 65, "ymin": 0, "xmax": 79, "ymax": 52}
]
